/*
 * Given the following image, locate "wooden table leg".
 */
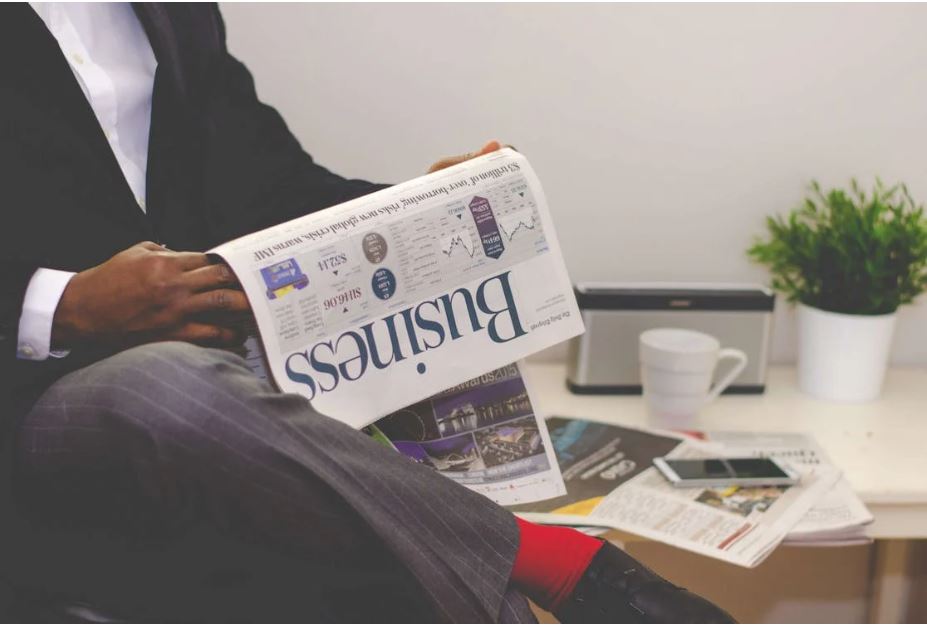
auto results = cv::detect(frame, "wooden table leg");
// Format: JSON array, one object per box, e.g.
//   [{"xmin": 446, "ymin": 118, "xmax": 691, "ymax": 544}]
[{"xmin": 868, "ymin": 539, "xmax": 913, "ymax": 623}]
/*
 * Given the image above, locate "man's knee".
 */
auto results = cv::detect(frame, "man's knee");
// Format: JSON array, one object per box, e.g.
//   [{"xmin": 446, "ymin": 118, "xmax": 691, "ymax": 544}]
[
  {"xmin": 55, "ymin": 341, "xmax": 256, "ymax": 433},
  {"xmin": 103, "ymin": 341, "xmax": 247, "ymax": 391},
  {"xmin": 32, "ymin": 340, "xmax": 334, "ymax": 471},
  {"xmin": 107, "ymin": 340, "xmax": 241, "ymax": 376}
]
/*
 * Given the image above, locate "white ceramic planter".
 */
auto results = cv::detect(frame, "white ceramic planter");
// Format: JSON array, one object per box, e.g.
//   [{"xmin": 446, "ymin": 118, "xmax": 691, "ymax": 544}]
[{"xmin": 797, "ymin": 303, "xmax": 897, "ymax": 402}]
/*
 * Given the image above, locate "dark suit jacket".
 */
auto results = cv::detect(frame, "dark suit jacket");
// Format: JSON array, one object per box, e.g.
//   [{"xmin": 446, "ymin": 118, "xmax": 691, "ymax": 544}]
[{"xmin": 0, "ymin": 3, "xmax": 386, "ymax": 433}]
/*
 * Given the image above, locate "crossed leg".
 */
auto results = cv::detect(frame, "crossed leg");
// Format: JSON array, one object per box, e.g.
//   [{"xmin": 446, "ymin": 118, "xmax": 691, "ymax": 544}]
[{"xmin": 8, "ymin": 341, "xmax": 535, "ymax": 622}]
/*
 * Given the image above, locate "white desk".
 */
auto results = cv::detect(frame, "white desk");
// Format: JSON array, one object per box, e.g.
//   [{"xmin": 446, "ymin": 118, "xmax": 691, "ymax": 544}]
[{"xmin": 524, "ymin": 362, "xmax": 927, "ymax": 622}]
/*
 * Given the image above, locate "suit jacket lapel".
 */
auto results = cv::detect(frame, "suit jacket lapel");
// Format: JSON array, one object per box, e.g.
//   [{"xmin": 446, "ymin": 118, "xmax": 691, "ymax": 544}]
[
  {"xmin": 132, "ymin": 3, "xmax": 188, "ymax": 101},
  {"xmin": 133, "ymin": 3, "xmax": 200, "ymax": 246}
]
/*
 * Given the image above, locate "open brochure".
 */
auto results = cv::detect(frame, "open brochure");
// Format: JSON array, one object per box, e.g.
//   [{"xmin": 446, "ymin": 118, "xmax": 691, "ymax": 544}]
[
  {"xmin": 211, "ymin": 148, "xmax": 584, "ymax": 429},
  {"xmin": 512, "ymin": 418, "xmax": 841, "ymax": 568}
]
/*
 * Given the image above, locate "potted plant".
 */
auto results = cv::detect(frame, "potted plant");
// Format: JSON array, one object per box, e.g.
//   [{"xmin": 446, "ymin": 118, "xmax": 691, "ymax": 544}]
[{"xmin": 748, "ymin": 179, "xmax": 927, "ymax": 402}]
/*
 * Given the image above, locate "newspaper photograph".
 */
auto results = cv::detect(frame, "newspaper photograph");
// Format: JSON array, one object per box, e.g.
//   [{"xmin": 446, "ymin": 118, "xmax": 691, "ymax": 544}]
[
  {"xmin": 211, "ymin": 149, "xmax": 584, "ymax": 428},
  {"xmin": 369, "ymin": 363, "xmax": 566, "ymax": 506},
  {"xmin": 514, "ymin": 417, "xmax": 840, "ymax": 568}
]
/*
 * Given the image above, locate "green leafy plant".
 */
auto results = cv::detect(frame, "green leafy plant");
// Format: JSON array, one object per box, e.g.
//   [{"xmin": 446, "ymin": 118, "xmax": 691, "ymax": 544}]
[{"xmin": 748, "ymin": 179, "xmax": 927, "ymax": 315}]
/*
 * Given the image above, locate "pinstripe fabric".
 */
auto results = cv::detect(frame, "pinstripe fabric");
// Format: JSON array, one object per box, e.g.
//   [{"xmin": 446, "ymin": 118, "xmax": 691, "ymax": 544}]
[{"xmin": 11, "ymin": 342, "xmax": 536, "ymax": 623}]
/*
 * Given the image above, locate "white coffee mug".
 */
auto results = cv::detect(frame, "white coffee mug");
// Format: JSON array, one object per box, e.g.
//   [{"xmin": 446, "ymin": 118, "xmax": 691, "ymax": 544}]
[{"xmin": 639, "ymin": 328, "xmax": 748, "ymax": 429}]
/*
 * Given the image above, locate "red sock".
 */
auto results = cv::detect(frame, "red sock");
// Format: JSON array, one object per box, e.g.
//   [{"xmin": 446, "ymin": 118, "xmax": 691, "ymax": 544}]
[{"xmin": 510, "ymin": 517, "xmax": 606, "ymax": 611}]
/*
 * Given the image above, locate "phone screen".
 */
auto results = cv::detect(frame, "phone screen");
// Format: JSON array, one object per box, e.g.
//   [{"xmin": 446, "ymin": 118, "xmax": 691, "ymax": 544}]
[{"xmin": 665, "ymin": 458, "xmax": 789, "ymax": 480}]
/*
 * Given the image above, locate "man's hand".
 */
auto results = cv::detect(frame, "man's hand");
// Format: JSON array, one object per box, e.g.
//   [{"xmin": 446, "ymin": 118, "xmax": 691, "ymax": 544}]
[
  {"xmin": 427, "ymin": 140, "xmax": 506, "ymax": 173},
  {"xmin": 52, "ymin": 242, "xmax": 250, "ymax": 350}
]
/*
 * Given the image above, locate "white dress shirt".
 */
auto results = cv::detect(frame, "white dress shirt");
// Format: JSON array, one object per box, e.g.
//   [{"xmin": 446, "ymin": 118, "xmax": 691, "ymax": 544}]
[{"xmin": 17, "ymin": 3, "xmax": 157, "ymax": 360}]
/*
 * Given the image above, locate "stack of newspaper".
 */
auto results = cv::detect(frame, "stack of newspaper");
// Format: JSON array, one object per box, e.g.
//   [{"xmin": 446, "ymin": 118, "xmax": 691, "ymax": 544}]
[
  {"xmin": 210, "ymin": 149, "xmax": 868, "ymax": 568},
  {"xmin": 704, "ymin": 432, "xmax": 873, "ymax": 546},
  {"xmin": 510, "ymin": 419, "xmax": 872, "ymax": 567}
]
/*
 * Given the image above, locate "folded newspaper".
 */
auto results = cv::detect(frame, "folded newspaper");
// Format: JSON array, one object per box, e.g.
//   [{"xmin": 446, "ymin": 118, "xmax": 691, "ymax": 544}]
[
  {"xmin": 511, "ymin": 418, "xmax": 845, "ymax": 568},
  {"xmin": 210, "ymin": 148, "xmax": 582, "ymax": 504},
  {"xmin": 211, "ymin": 148, "xmax": 582, "ymax": 426}
]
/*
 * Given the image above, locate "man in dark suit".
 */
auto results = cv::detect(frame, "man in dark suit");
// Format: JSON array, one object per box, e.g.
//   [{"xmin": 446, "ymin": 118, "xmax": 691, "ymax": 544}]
[{"xmin": 0, "ymin": 3, "xmax": 734, "ymax": 622}]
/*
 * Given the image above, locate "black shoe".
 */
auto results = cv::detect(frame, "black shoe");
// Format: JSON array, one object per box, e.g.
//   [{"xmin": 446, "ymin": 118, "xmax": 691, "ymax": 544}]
[{"xmin": 554, "ymin": 542, "xmax": 737, "ymax": 623}]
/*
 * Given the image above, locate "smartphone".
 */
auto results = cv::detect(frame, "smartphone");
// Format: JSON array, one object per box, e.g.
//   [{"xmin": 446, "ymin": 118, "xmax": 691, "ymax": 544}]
[{"xmin": 653, "ymin": 457, "xmax": 800, "ymax": 488}]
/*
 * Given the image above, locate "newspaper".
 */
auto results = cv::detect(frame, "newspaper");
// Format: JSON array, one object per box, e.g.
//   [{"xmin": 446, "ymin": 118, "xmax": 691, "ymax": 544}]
[
  {"xmin": 513, "ymin": 418, "xmax": 840, "ymax": 567},
  {"xmin": 369, "ymin": 362, "xmax": 566, "ymax": 506},
  {"xmin": 703, "ymin": 431, "xmax": 873, "ymax": 545},
  {"xmin": 210, "ymin": 148, "xmax": 584, "ymax": 429}
]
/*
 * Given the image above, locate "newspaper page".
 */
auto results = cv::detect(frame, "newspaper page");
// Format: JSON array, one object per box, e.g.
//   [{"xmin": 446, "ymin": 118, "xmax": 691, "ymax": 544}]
[
  {"xmin": 370, "ymin": 362, "xmax": 566, "ymax": 506},
  {"xmin": 514, "ymin": 418, "xmax": 839, "ymax": 567},
  {"xmin": 703, "ymin": 431, "xmax": 873, "ymax": 544},
  {"xmin": 211, "ymin": 149, "xmax": 584, "ymax": 428}
]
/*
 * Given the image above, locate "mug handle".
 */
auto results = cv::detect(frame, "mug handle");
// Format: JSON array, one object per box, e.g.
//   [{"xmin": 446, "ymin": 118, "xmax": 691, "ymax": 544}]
[{"xmin": 704, "ymin": 348, "xmax": 748, "ymax": 404}]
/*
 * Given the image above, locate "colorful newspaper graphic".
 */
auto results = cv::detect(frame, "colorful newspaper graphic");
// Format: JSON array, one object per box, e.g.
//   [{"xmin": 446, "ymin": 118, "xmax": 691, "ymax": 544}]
[
  {"xmin": 211, "ymin": 149, "xmax": 584, "ymax": 428},
  {"xmin": 514, "ymin": 418, "xmax": 839, "ymax": 568},
  {"xmin": 372, "ymin": 363, "xmax": 566, "ymax": 506},
  {"xmin": 469, "ymin": 196, "xmax": 505, "ymax": 259}
]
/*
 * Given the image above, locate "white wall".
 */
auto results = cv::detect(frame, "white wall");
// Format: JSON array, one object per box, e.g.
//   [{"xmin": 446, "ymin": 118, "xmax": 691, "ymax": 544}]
[{"xmin": 221, "ymin": 3, "xmax": 927, "ymax": 365}]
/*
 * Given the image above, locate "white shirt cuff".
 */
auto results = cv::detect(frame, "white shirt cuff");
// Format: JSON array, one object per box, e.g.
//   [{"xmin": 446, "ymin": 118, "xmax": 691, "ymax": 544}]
[{"xmin": 17, "ymin": 268, "xmax": 77, "ymax": 361}]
